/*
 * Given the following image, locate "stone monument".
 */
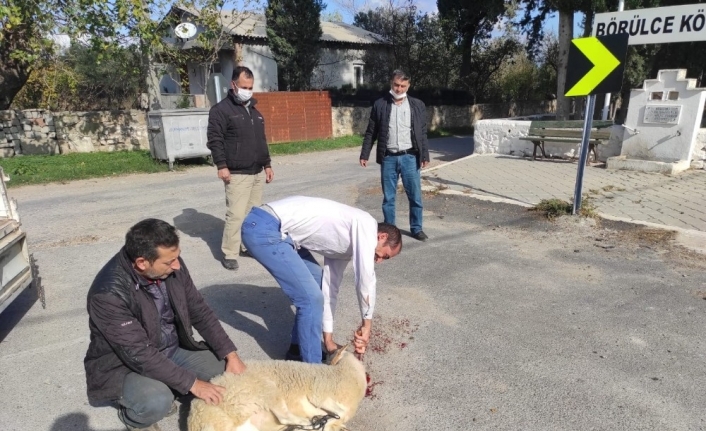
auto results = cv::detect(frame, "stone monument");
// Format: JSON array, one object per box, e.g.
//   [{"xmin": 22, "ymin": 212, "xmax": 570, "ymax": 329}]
[{"xmin": 607, "ymin": 69, "xmax": 706, "ymax": 174}]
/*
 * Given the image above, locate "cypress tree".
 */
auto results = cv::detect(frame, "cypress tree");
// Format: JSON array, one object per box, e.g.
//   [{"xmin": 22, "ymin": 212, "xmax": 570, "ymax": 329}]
[{"xmin": 266, "ymin": 0, "xmax": 325, "ymax": 90}]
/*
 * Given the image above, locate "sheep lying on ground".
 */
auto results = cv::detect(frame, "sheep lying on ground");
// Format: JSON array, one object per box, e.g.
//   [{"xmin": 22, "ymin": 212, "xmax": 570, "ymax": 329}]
[{"xmin": 188, "ymin": 345, "xmax": 366, "ymax": 431}]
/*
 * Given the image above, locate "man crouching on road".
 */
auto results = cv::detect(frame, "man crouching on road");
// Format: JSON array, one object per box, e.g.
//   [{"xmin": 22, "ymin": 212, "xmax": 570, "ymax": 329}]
[{"xmin": 84, "ymin": 219, "xmax": 246, "ymax": 431}]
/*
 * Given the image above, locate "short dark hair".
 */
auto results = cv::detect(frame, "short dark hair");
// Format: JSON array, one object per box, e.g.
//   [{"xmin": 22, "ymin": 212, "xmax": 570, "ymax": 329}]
[
  {"xmin": 125, "ymin": 219, "xmax": 179, "ymax": 263},
  {"xmin": 232, "ymin": 66, "xmax": 254, "ymax": 82},
  {"xmin": 378, "ymin": 222, "xmax": 402, "ymax": 250},
  {"xmin": 390, "ymin": 69, "xmax": 410, "ymax": 83}
]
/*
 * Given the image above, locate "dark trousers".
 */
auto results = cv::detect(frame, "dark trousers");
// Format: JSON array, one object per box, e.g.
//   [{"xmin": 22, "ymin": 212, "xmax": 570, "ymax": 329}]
[{"xmin": 118, "ymin": 348, "xmax": 225, "ymax": 428}]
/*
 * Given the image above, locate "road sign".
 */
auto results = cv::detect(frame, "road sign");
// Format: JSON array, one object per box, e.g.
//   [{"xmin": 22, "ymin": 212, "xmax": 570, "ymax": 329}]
[
  {"xmin": 594, "ymin": 3, "xmax": 706, "ymax": 45},
  {"xmin": 565, "ymin": 33, "xmax": 629, "ymax": 97}
]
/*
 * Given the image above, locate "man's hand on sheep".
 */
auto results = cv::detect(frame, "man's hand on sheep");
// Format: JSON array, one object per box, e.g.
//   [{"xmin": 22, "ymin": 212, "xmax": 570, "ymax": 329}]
[
  {"xmin": 190, "ymin": 379, "xmax": 226, "ymax": 405},
  {"xmin": 225, "ymin": 351, "xmax": 246, "ymax": 374}
]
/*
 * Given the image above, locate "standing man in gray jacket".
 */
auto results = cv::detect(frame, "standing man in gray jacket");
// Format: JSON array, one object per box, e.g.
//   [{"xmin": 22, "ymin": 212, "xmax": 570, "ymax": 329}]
[
  {"xmin": 359, "ymin": 69, "xmax": 430, "ymax": 241},
  {"xmin": 207, "ymin": 66, "xmax": 274, "ymax": 271}
]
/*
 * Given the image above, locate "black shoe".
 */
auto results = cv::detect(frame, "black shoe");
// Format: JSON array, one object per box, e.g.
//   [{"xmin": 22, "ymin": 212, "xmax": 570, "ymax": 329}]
[
  {"xmin": 285, "ymin": 344, "xmax": 302, "ymax": 361},
  {"xmin": 412, "ymin": 230, "xmax": 428, "ymax": 241},
  {"xmin": 239, "ymin": 249, "xmax": 253, "ymax": 258},
  {"xmin": 284, "ymin": 344, "xmax": 327, "ymax": 362},
  {"xmin": 221, "ymin": 258, "xmax": 239, "ymax": 270}
]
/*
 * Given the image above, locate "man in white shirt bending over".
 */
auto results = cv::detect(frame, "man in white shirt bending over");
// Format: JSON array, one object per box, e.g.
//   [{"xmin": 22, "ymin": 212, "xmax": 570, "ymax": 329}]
[{"xmin": 241, "ymin": 196, "xmax": 402, "ymax": 363}]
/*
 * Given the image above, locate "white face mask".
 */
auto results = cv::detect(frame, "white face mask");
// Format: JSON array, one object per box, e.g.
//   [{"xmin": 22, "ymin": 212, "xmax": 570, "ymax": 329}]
[
  {"xmin": 390, "ymin": 89, "xmax": 406, "ymax": 100},
  {"xmin": 235, "ymin": 85, "xmax": 253, "ymax": 102}
]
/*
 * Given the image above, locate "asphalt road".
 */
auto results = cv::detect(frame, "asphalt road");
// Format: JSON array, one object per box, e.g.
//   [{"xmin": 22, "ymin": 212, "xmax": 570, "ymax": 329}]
[{"xmin": 2, "ymin": 138, "xmax": 706, "ymax": 431}]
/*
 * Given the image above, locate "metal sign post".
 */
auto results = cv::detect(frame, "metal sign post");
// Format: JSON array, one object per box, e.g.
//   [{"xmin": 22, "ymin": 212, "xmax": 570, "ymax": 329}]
[
  {"xmin": 564, "ymin": 34, "xmax": 628, "ymax": 216},
  {"xmin": 572, "ymin": 94, "xmax": 597, "ymax": 215}
]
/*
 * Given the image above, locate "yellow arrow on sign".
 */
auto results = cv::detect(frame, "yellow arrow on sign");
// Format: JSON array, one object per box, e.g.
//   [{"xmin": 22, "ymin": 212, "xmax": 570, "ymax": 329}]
[{"xmin": 565, "ymin": 37, "xmax": 621, "ymax": 97}]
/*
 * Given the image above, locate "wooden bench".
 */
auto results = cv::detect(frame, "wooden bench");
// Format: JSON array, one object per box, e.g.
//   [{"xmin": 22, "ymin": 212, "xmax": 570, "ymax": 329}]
[{"xmin": 519, "ymin": 120, "xmax": 614, "ymax": 163}]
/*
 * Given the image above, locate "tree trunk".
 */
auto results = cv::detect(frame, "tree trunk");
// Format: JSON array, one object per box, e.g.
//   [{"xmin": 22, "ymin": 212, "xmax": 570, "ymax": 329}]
[
  {"xmin": 555, "ymin": 10, "xmax": 573, "ymax": 121},
  {"xmin": 459, "ymin": 35, "xmax": 473, "ymax": 87},
  {"xmin": 0, "ymin": 63, "xmax": 30, "ymax": 110}
]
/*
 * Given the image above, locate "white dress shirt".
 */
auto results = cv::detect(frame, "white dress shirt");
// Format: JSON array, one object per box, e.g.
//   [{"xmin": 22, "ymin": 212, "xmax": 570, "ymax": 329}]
[{"xmin": 267, "ymin": 196, "xmax": 378, "ymax": 332}]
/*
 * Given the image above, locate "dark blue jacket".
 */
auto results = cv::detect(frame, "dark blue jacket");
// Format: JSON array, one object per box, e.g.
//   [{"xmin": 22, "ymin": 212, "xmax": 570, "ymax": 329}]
[
  {"xmin": 207, "ymin": 91, "xmax": 271, "ymax": 174},
  {"xmin": 360, "ymin": 94, "xmax": 430, "ymax": 168}
]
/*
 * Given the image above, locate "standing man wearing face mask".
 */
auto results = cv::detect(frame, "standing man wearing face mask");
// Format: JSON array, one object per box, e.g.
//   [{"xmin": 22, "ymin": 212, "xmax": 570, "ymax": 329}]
[
  {"xmin": 359, "ymin": 69, "xmax": 430, "ymax": 242},
  {"xmin": 207, "ymin": 66, "xmax": 274, "ymax": 271}
]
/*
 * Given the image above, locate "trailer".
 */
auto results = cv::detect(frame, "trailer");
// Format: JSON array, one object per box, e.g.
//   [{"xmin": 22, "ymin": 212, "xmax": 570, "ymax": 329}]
[{"xmin": 0, "ymin": 168, "xmax": 37, "ymax": 315}]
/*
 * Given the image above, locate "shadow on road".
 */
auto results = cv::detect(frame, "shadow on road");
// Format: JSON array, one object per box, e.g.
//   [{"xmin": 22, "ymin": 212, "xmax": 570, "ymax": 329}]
[
  {"xmin": 428, "ymin": 136, "xmax": 474, "ymax": 162},
  {"xmin": 50, "ymin": 412, "xmax": 122, "ymax": 431},
  {"xmin": 0, "ymin": 283, "xmax": 40, "ymax": 343},
  {"xmin": 200, "ymin": 283, "xmax": 294, "ymax": 360},
  {"xmin": 173, "ymin": 208, "xmax": 224, "ymax": 261}
]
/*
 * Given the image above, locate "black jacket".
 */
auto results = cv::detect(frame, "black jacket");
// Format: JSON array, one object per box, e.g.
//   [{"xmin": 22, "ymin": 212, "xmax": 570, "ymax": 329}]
[
  {"xmin": 207, "ymin": 91, "xmax": 271, "ymax": 174},
  {"xmin": 360, "ymin": 94, "xmax": 430, "ymax": 168},
  {"xmin": 84, "ymin": 249, "xmax": 237, "ymax": 403}
]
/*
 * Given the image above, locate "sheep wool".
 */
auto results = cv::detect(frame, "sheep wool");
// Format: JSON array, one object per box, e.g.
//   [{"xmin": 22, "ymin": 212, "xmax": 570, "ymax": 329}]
[{"xmin": 188, "ymin": 349, "xmax": 367, "ymax": 431}]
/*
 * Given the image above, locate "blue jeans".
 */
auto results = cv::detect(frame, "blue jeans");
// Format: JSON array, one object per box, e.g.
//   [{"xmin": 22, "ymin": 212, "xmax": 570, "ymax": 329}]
[
  {"xmin": 381, "ymin": 153, "xmax": 423, "ymax": 234},
  {"xmin": 119, "ymin": 348, "xmax": 224, "ymax": 428},
  {"xmin": 241, "ymin": 207, "xmax": 324, "ymax": 363}
]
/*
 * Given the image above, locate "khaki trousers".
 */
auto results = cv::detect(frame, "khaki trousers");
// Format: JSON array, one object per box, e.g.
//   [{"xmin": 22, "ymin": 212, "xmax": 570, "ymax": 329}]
[{"xmin": 222, "ymin": 171, "xmax": 264, "ymax": 260}]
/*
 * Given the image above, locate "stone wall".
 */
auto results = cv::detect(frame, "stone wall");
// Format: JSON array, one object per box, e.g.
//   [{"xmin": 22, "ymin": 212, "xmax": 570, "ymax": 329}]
[
  {"xmin": 331, "ymin": 101, "xmax": 556, "ymax": 137},
  {"xmin": 2, "ymin": 99, "xmax": 557, "ymax": 157},
  {"xmin": 0, "ymin": 110, "xmax": 58, "ymax": 157},
  {"xmin": 55, "ymin": 111, "xmax": 149, "ymax": 153},
  {"xmin": 0, "ymin": 109, "xmax": 149, "ymax": 157}
]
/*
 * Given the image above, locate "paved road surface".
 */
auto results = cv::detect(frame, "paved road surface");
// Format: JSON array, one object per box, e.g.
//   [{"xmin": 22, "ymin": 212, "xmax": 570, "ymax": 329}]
[{"xmin": 2, "ymin": 138, "xmax": 706, "ymax": 431}]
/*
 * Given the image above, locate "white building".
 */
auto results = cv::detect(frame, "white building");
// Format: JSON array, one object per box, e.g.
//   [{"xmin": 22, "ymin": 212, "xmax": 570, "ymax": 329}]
[{"xmin": 158, "ymin": 6, "xmax": 386, "ymax": 99}]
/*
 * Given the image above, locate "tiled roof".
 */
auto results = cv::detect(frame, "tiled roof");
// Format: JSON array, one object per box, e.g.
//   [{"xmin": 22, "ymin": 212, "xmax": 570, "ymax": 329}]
[{"xmin": 174, "ymin": 5, "xmax": 387, "ymax": 45}]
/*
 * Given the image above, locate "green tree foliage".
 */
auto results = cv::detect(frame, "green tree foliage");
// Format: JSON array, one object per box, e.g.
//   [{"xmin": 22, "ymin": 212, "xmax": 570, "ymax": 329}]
[
  {"xmin": 486, "ymin": 39, "xmax": 558, "ymax": 103},
  {"xmin": 13, "ymin": 44, "xmax": 144, "ymax": 110},
  {"xmin": 519, "ymin": 0, "xmax": 615, "ymax": 57},
  {"xmin": 266, "ymin": 0, "xmax": 325, "ymax": 90},
  {"xmin": 519, "ymin": 0, "xmax": 706, "ymax": 120},
  {"xmin": 437, "ymin": 0, "xmax": 507, "ymax": 88},
  {"xmin": 0, "ymin": 0, "xmax": 56, "ymax": 109},
  {"xmin": 465, "ymin": 38, "xmax": 523, "ymax": 101},
  {"xmin": 0, "ymin": 0, "xmax": 260, "ymax": 110},
  {"xmin": 353, "ymin": 2, "xmax": 458, "ymax": 88}
]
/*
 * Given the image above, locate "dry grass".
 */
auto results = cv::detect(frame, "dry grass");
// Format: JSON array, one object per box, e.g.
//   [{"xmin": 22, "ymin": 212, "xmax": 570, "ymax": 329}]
[{"xmin": 530, "ymin": 197, "xmax": 597, "ymax": 219}]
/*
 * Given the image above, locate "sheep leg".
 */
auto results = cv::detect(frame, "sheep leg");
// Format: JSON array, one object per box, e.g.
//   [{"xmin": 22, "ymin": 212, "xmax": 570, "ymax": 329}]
[
  {"xmin": 269, "ymin": 399, "xmax": 312, "ymax": 428},
  {"xmin": 187, "ymin": 403, "xmax": 238, "ymax": 431},
  {"xmin": 311, "ymin": 398, "xmax": 349, "ymax": 419}
]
